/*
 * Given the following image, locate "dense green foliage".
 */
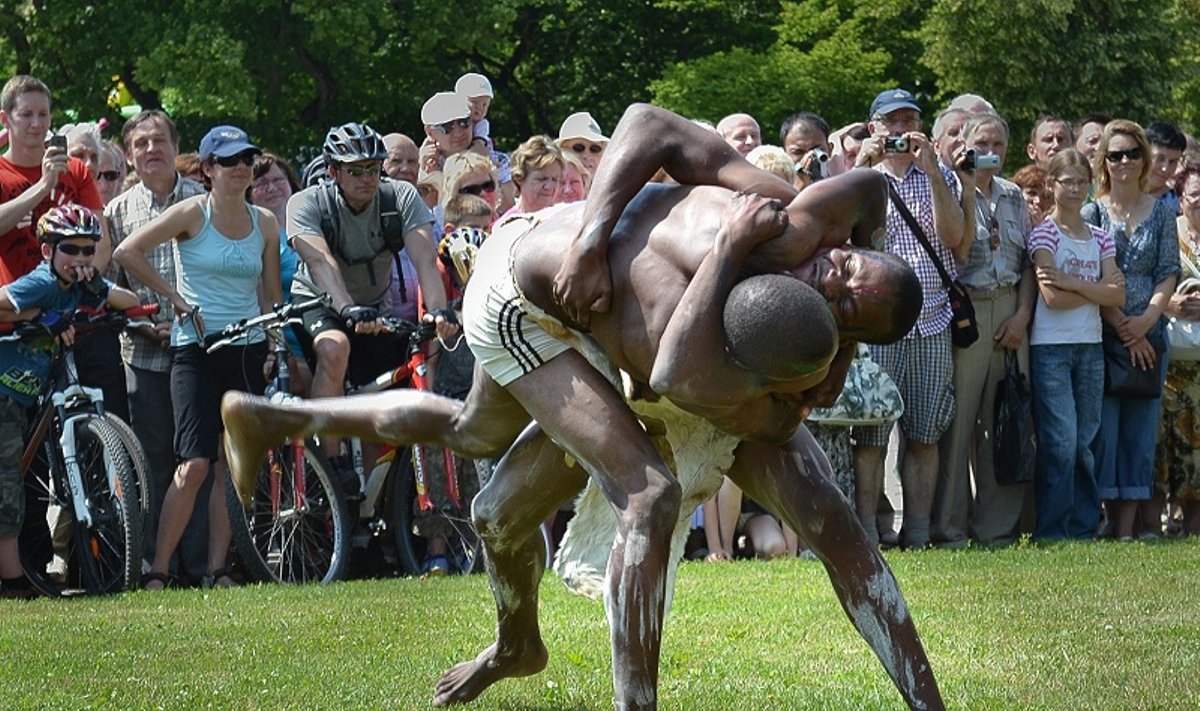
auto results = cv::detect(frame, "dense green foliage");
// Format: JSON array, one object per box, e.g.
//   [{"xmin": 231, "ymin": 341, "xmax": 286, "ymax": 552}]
[
  {"xmin": 0, "ymin": 541, "xmax": 1197, "ymax": 709},
  {"xmin": 1, "ymin": 0, "xmax": 1197, "ymax": 157}
]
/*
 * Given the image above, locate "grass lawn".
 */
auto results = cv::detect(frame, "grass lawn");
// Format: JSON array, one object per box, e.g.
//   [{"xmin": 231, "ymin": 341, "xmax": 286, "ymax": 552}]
[{"xmin": 1, "ymin": 539, "xmax": 1197, "ymax": 710}]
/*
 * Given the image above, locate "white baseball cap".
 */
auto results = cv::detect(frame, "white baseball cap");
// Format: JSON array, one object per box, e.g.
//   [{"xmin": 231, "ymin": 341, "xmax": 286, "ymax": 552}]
[
  {"xmin": 421, "ymin": 92, "xmax": 471, "ymax": 126},
  {"xmin": 557, "ymin": 111, "xmax": 609, "ymax": 144},
  {"xmin": 455, "ymin": 73, "xmax": 494, "ymax": 99}
]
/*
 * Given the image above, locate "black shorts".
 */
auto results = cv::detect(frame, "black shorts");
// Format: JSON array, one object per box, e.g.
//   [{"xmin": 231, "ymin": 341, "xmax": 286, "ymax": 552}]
[
  {"xmin": 297, "ymin": 304, "xmax": 409, "ymax": 387},
  {"xmin": 170, "ymin": 341, "xmax": 268, "ymax": 462}
]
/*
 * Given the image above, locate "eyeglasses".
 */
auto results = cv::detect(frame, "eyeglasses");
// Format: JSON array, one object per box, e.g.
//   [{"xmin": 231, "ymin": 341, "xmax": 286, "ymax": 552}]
[
  {"xmin": 568, "ymin": 143, "xmax": 603, "ymax": 155},
  {"xmin": 97, "ymin": 170, "xmax": 121, "ymax": 181},
  {"xmin": 55, "ymin": 243, "xmax": 96, "ymax": 256},
  {"xmin": 436, "ymin": 118, "xmax": 471, "ymax": 134},
  {"xmin": 252, "ymin": 176, "xmax": 290, "ymax": 191},
  {"xmin": 459, "ymin": 179, "xmax": 496, "ymax": 196},
  {"xmin": 214, "ymin": 152, "xmax": 257, "ymax": 167},
  {"xmin": 1105, "ymin": 147, "xmax": 1143, "ymax": 163},
  {"xmin": 1055, "ymin": 178, "xmax": 1090, "ymax": 190},
  {"xmin": 340, "ymin": 164, "xmax": 381, "ymax": 178}
]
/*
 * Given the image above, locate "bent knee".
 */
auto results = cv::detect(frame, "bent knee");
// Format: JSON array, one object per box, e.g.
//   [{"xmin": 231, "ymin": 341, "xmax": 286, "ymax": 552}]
[{"xmin": 624, "ymin": 473, "xmax": 682, "ymax": 531}]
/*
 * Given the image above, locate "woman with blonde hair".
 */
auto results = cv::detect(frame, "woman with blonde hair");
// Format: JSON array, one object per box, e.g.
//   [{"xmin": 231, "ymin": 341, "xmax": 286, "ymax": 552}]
[
  {"xmin": 1083, "ymin": 119, "xmax": 1181, "ymax": 540},
  {"xmin": 555, "ymin": 150, "xmax": 590, "ymax": 204},
  {"xmin": 506, "ymin": 135, "xmax": 563, "ymax": 216},
  {"xmin": 441, "ymin": 151, "xmax": 500, "ymax": 217}
]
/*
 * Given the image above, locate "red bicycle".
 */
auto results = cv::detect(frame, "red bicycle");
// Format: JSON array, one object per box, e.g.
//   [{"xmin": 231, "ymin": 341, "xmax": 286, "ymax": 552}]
[{"xmin": 211, "ymin": 298, "xmax": 480, "ymax": 584}]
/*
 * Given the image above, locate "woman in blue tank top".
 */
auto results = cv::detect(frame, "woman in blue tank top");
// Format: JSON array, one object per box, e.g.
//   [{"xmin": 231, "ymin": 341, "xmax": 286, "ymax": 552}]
[{"xmin": 113, "ymin": 125, "xmax": 281, "ymax": 590}]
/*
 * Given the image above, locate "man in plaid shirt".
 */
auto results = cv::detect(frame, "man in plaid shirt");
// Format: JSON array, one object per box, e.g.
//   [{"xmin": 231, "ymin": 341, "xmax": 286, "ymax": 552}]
[
  {"xmin": 851, "ymin": 89, "xmax": 965, "ymax": 549},
  {"xmin": 105, "ymin": 109, "xmax": 209, "ymax": 580}
]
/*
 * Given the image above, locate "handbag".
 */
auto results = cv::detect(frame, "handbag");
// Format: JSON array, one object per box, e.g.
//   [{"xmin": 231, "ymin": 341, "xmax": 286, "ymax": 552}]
[
  {"xmin": 887, "ymin": 183, "xmax": 979, "ymax": 348},
  {"xmin": 808, "ymin": 344, "xmax": 904, "ymax": 426},
  {"xmin": 1102, "ymin": 326, "xmax": 1165, "ymax": 398},
  {"xmin": 993, "ymin": 352, "xmax": 1035, "ymax": 486}
]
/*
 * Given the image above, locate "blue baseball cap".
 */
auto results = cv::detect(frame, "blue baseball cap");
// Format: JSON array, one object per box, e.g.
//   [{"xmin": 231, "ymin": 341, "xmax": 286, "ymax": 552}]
[
  {"xmin": 198, "ymin": 125, "xmax": 260, "ymax": 161},
  {"xmin": 869, "ymin": 89, "xmax": 921, "ymax": 119}
]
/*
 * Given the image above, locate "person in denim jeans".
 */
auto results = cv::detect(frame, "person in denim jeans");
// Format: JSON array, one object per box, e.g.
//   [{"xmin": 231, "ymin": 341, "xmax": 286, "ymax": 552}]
[{"xmin": 1028, "ymin": 150, "xmax": 1126, "ymax": 540}]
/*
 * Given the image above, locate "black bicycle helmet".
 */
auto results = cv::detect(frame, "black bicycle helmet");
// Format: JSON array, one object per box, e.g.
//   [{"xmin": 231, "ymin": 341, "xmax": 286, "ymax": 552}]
[
  {"xmin": 322, "ymin": 122, "xmax": 387, "ymax": 164},
  {"xmin": 301, "ymin": 154, "xmax": 329, "ymax": 187},
  {"xmin": 36, "ymin": 204, "xmax": 103, "ymax": 244}
]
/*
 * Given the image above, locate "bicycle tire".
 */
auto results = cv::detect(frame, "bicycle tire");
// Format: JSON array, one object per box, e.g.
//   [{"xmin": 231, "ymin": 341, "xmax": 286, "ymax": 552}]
[
  {"xmin": 226, "ymin": 441, "xmax": 350, "ymax": 585},
  {"xmin": 21, "ymin": 417, "xmax": 143, "ymax": 595},
  {"xmin": 102, "ymin": 413, "xmax": 153, "ymax": 534},
  {"xmin": 391, "ymin": 445, "xmax": 482, "ymax": 577}
]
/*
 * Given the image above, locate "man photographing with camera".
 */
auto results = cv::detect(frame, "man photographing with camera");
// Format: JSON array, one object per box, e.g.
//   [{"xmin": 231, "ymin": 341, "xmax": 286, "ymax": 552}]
[
  {"xmin": 851, "ymin": 88, "xmax": 965, "ymax": 550},
  {"xmin": 0, "ymin": 75, "xmax": 108, "ymax": 286}
]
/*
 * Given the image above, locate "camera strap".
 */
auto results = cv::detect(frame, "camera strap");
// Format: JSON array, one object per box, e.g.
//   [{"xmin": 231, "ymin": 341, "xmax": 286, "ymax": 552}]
[{"xmin": 886, "ymin": 181, "xmax": 954, "ymax": 290}]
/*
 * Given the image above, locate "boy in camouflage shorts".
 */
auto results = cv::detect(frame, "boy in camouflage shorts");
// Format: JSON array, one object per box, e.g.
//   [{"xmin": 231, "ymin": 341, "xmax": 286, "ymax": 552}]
[{"xmin": 0, "ymin": 204, "xmax": 139, "ymax": 597}]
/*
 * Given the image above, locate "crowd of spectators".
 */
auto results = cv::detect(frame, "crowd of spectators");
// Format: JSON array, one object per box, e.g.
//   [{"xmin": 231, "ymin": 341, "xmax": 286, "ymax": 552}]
[{"xmin": 3, "ymin": 67, "xmax": 1200, "ymax": 596}]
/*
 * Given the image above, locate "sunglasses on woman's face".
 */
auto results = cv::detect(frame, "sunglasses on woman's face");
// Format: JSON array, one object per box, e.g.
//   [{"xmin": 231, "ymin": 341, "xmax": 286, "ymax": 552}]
[
  {"xmin": 1105, "ymin": 147, "xmax": 1143, "ymax": 163},
  {"xmin": 568, "ymin": 142, "xmax": 603, "ymax": 154},
  {"xmin": 97, "ymin": 170, "xmax": 121, "ymax": 181},
  {"xmin": 56, "ymin": 243, "xmax": 96, "ymax": 256},
  {"xmin": 214, "ymin": 151, "xmax": 258, "ymax": 167},
  {"xmin": 460, "ymin": 179, "xmax": 496, "ymax": 196}
]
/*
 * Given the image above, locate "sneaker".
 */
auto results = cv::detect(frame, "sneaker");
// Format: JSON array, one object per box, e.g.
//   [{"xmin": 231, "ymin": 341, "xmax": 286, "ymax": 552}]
[
  {"xmin": 47, "ymin": 555, "xmax": 69, "ymax": 584},
  {"xmin": 422, "ymin": 555, "xmax": 449, "ymax": 577},
  {"xmin": 327, "ymin": 455, "xmax": 361, "ymax": 501}
]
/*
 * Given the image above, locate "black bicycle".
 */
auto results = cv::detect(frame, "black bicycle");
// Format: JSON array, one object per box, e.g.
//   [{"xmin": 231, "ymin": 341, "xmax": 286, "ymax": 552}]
[{"xmin": 3, "ymin": 305, "xmax": 157, "ymax": 596}]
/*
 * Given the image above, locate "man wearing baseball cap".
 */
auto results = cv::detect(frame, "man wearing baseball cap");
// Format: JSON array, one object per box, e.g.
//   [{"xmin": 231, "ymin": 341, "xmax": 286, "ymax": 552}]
[
  {"xmin": 421, "ymin": 91, "xmax": 474, "ymax": 173},
  {"xmin": 852, "ymin": 88, "xmax": 965, "ymax": 551},
  {"xmin": 557, "ymin": 111, "xmax": 608, "ymax": 174}
]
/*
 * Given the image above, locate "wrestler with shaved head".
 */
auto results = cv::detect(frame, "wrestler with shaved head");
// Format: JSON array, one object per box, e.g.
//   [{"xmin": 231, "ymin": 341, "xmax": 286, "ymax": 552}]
[{"xmin": 222, "ymin": 104, "xmax": 943, "ymax": 710}]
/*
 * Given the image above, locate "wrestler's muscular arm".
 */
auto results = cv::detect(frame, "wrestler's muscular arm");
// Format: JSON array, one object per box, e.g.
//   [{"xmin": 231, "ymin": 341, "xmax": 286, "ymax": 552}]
[
  {"xmin": 649, "ymin": 193, "xmax": 809, "ymax": 405},
  {"xmin": 554, "ymin": 103, "xmax": 797, "ymax": 325}
]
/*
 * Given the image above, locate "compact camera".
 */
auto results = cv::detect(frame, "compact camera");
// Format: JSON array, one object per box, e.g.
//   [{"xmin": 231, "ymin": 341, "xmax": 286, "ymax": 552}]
[
  {"xmin": 963, "ymin": 149, "xmax": 1001, "ymax": 171},
  {"xmin": 46, "ymin": 134, "xmax": 67, "ymax": 151},
  {"xmin": 883, "ymin": 136, "xmax": 910, "ymax": 153},
  {"xmin": 797, "ymin": 148, "xmax": 830, "ymax": 181}
]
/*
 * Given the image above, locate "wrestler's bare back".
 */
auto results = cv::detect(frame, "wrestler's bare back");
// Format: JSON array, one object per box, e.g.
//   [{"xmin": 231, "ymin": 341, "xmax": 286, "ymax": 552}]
[{"xmin": 513, "ymin": 183, "xmax": 765, "ymax": 383}]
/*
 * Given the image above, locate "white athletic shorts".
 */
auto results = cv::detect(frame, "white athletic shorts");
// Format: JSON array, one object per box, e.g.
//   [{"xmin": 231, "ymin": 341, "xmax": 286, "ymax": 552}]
[{"xmin": 462, "ymin": 214, "xmax": 572, "ymax": 386}]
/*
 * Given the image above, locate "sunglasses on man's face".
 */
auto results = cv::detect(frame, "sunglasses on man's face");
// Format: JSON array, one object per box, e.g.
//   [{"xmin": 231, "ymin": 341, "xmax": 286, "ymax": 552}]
[
  {"xmin": 214, "ymin": 151, "xmax": 257, "ymax": 168},
  {"xmin": 459, "ymin": 179, "xmax": 496, "ymax": 196},
  {"xmin": 1105, "ymin": 147, "xmax": 1143, "ymax": 163},
  {"xmin": 97, "ymin": 170, "xmax": 121, "ymax": 181},
  {"xmin": 340, "ymin": 163, "xmax": 381, "ymax": 178},
  {"xmin": 436, "ymin": 118, "xmax": 471, "ymax": 134},
  {"xmin": 568, "ymin": 143, "xmax": 603, "ymax": 154},
  {"xmin": 56, "ymin": 243, "xmax": 96, "ymax": 257}
]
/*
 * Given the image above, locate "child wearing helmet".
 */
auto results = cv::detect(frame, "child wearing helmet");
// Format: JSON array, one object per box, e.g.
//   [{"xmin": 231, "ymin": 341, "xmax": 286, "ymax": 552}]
[{"xmin": 0, "ymin": 203, "xmax": 139, "ymax": 597}]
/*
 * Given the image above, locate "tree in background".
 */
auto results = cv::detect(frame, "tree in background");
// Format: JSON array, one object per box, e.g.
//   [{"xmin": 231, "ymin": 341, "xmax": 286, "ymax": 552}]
[{"xmin": 1, "ymin": 0, "xmax": 1198, "ymax": 160}]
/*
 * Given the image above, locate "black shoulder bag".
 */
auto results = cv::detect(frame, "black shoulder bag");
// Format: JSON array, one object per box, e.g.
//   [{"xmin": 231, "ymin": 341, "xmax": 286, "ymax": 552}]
[{"xmin": 887, "ymin": 182, "xmax": 979, "ymax": 348}]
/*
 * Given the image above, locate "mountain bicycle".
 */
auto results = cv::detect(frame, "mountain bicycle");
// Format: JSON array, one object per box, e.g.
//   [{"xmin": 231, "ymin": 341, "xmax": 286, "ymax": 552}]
[
  {"xmin": 2, "ymin": 304, "xmax": 157, "ymax": 596},
  {"xmin": 212, "ymin": 297, "xmax": 481, "ymax": 584}
]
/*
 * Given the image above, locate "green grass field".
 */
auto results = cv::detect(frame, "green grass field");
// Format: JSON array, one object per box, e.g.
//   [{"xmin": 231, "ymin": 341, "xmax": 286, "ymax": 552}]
[{"xmin": 1, "ymin": 539, "xmax": 1197, "ymax": 710}]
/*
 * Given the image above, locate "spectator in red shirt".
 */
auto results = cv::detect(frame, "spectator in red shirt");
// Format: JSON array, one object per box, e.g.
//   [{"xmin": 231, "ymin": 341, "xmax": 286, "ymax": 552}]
[{"xmin": 0, "ymin": 75, "xmax": 106, "ymax": 285}]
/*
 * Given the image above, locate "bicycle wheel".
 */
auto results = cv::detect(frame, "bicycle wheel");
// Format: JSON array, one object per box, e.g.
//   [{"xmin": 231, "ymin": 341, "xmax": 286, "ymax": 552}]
[
  {"xmin": 391, "ymin": 445, "xmax": 482, "ymax": 577},
  {"xmin": 226, "ymin": 440, "xmax": 350, "ymax": 584},
  {"xmin": 21, "ymin": 417, "xmax": 143, "ymax": 595},
  {"xmin": 102, "ymin": 413, "xmax": 153, "ymax": 534}
]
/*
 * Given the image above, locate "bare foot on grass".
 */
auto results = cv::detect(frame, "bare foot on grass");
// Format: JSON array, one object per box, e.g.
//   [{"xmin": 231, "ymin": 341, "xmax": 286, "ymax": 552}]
[{"xmin": 432, "ymin": 640, "xmax": 548, "ymax": 707}]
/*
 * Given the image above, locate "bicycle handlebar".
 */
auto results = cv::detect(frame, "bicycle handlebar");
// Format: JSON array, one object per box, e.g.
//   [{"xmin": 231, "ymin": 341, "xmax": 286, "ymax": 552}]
[
  {"xmin": 0, "ymin": 304, "xmax": 161, "ymax": 342},
  {"xmin": 204, "ymin": 294, "xmax": 332, "ymax": 353}
]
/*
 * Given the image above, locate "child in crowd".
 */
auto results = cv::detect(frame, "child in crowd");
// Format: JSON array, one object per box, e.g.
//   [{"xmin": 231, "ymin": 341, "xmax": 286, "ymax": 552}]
[
  {"xmin": 454, "ymin": 73, "xmax": 494, "ymax": 154},
  {"xmin": 1028, "ymin": 150, "xmax": 1126, "ymax": 540},
  {"xmin": 0, "ymin": 205, "xmax": 139, "ymax": 598}
]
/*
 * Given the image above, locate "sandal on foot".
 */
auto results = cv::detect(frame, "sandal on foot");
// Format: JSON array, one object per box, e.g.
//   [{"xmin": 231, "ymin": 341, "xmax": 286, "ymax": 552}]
[
  {"xmin": 202, "ymin": 568, "xmax": 237, "ymax": 589},
  {"xmin": 142, "ymin": 572, "xmax": 173, "ymax": 591}
]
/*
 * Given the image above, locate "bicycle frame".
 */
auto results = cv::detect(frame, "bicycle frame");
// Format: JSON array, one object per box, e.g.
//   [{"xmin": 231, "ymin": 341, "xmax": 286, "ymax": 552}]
[{"xmin": 345, "ymin": 331, "xmax": 460, "ymax": 515}]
